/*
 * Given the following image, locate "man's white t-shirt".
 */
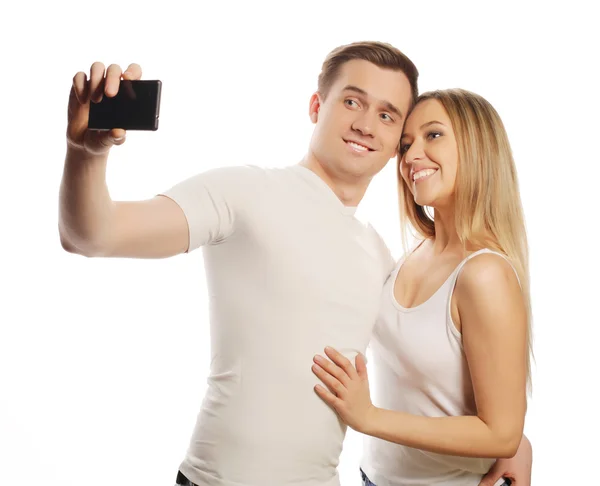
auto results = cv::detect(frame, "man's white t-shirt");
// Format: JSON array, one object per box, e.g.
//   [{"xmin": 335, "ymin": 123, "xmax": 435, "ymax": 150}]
[{"xmin": 160, "ymin": 164, "xmax": 394, "ymax": 486}]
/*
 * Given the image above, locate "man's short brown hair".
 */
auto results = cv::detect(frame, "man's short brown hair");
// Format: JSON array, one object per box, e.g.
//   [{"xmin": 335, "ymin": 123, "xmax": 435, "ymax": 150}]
[{"xmin": 318, "ymin": 41, "xmax": 419, "ymax": 105}]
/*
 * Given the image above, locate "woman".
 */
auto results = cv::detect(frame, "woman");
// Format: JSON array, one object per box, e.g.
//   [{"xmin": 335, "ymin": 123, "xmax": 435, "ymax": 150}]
[{"xmin": 311, "ymin": 88, "xmax": 532, "ymax": 486}]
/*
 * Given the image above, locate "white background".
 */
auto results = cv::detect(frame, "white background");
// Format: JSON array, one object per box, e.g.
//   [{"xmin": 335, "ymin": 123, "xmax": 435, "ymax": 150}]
[{"xmin": 1, "ymin": 1, "xmax": 598, "ymax": 484}]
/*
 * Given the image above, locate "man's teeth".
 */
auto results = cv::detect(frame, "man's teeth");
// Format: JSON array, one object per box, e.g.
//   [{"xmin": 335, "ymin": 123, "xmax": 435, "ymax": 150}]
[
  {"xmin": 348, "ymin": 141, "xmax": 369, "ymax": 151},
  {"xmin": 413, "ymin": 169, "xmax": 437, "ymax": 181}
]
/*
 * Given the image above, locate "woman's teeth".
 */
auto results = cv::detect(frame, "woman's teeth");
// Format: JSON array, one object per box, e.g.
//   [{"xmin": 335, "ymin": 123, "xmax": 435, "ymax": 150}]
[{"xmin": 413, "ymin": 169, "xmax": 437, "ymax": 181}]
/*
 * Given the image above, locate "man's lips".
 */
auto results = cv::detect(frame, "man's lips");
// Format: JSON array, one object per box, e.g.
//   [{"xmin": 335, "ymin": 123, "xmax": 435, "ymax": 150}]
[{"xmin": 343, "ymin": 138, "xmax": 375, "ymax": 151}]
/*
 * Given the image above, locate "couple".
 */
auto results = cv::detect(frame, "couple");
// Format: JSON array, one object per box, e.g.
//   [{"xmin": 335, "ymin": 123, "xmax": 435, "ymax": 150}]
[{"xmin": 59, "ymin": 41, "xmax": 532, "ymax": 486}]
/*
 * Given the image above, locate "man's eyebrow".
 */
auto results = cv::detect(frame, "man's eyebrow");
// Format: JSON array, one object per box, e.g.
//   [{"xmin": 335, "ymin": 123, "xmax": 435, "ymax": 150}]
[
  {"xmin": 343, "ymin": 85, "xmax": 368, "ymax": 97},
  {"xmin": 342, "ymin": 85, "xmax": 404, "ymax": 120}
]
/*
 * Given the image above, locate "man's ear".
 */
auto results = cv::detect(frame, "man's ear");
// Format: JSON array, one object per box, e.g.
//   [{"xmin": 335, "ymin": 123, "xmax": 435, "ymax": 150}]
[{"xmin": 309, "ymin": 92, "xmax": 321, "ymax": 124}]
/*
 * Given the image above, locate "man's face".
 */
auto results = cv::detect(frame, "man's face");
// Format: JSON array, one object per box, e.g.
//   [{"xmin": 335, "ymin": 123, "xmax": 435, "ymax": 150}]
[{"xmin": 308, "ymin": 59, "xmax": 413, "ymax": 181}]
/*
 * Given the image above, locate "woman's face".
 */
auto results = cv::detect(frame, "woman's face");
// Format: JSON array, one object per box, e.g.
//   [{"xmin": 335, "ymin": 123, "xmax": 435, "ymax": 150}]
[{"xmin": 399, "ymin": 99, "xmax": 459, "ymax": 210}]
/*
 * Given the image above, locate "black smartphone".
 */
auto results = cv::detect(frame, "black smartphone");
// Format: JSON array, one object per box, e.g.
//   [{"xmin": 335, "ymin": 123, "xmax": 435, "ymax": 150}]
[{"xmin": 88, "ymin": 80, "xmax": 162, "ymax": 131}]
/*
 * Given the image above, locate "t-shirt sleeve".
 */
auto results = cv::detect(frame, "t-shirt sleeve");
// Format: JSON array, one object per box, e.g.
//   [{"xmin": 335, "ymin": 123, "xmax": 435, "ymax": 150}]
[
  {"xmin": 367, "ymin": 223, "xmax": 396, "ymax": 276},
  {"xmin": 158, "ymin": 165, "xmax": 261, "ymax": 252}
]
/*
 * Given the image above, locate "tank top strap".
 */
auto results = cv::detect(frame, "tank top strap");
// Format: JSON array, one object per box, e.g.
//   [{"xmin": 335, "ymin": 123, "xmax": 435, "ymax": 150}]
[
  {"xmin": 447, "ymin": 248, "xmax": 521, "ymax": 301},
  {"xmin": 444, "ymin": 249, "xmax": 521, "ymax": 340}
]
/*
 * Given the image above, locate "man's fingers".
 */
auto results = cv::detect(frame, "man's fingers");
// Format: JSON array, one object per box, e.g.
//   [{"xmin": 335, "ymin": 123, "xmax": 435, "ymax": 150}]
[
  {"xmin": 72, "ymin": 72, "xmax": 89, "ymax": 105},
  {"xmin": 84, "ymin": 62, "xmax": 142, "ymax": 104},
  {"xmin": 67, "ymin": 86, "xmax": 80, "ymax": 125},
  {"xmin": 92, "ymin": 130, "xmax": 115, "ymax": 149},
  {"xmin": 83, "ymin": 129, "xmax": 126, "ymax": 154},
  {"xmin": 89, "ymin": 62, "xmax": 106, "ymax": 103},
  {"xmin": 110, "ymin": 128, "xmax": 126, "ymax": 144},
  {"xmin": 122, "ymin": 63, "xmax": 142, "ymax": 80},
  {"xmin": 104, "ymin": 64, "xmax": 123, "ymax": 97}
]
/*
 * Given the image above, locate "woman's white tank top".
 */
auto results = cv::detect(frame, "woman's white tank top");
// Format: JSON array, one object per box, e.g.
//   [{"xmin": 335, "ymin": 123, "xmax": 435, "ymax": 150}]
[{"xmin": 360, "ymin": 248, "xmax": 518, "ymax": 486}]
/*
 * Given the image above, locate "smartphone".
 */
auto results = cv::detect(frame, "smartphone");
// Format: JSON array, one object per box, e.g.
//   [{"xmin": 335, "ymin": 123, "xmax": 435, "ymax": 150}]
[{"xmin": 88, "ymin": 80, "xmax": 162, "ymax": 131}]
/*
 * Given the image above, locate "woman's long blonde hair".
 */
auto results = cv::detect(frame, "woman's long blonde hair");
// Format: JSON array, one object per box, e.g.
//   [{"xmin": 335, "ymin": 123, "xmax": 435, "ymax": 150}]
[{"xmin": 397, "ymin": 88, "xmax": 533, "ymax": 390}]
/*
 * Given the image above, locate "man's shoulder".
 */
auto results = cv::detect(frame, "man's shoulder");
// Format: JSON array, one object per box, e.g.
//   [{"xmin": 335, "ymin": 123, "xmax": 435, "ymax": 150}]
[
  {"xmin": 174, "ymin": 164, "xmax": 270, "ymax": 193},
  {"xmin": 203, "ymin": 163, "xmax": 266, "ymax": 178},
  {"xmin": 203, "ymin": 163, "xmax": 297, "ymax": 184},
  {"xmin": 363, "ymin": 223, "xmax": 396, "ymax": 274},
  {"xmin": 364, "ymin": 223, "xmax": 390, "ymax": 252}
]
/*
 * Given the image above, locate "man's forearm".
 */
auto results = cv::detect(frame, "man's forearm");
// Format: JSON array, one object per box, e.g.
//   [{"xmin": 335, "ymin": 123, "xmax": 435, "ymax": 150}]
[{"xmin": 59, "ymin": 147, "xmax": 115, "ymax": 255}]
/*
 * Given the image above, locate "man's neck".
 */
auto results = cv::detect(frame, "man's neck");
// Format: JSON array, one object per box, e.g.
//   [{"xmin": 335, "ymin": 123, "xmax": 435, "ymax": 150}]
[{"xmin": 299, "ymin": 156, "xmax": 370, "ymax": 207}]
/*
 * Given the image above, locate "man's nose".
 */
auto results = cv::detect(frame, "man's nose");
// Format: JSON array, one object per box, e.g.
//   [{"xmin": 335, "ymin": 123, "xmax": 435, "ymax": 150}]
[{"xmin": 351, "ymin": 110, "xmax": 376, "ymax": 137}]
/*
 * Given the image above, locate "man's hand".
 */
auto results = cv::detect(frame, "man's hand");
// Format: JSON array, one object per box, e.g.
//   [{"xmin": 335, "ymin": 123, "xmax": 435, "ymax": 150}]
[
  {"xmin": 67, "ymin": 62, "xmax": 142, "ymax": 155},
  {"xmin": 479, "ymin": 435, "xmax": 532, "ymax": 485}
]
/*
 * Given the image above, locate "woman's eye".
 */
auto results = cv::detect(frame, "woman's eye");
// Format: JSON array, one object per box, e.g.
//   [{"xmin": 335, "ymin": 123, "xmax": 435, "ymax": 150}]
[
  {"xmin": 427, "ymin": 131, "xmax": 442, "ymax": 140},
  {"xmin": 400, "ymin": 143, "xmax": 411, "ymax": 154}
]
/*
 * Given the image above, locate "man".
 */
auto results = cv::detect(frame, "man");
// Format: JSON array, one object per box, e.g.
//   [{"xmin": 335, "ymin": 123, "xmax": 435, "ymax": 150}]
[{"xmin": 59, "ymin": 41, "xmax": 530, "ymax": 486}]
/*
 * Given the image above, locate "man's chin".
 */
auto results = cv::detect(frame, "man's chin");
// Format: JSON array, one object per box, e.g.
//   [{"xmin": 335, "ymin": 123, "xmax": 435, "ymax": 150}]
[{"xmin": 338, "ymin": 159, "xmax": 387, "ymax": 179}]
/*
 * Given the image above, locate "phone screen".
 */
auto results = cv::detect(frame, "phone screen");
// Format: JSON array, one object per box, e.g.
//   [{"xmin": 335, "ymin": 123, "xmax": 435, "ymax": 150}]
[{"xmin": 88, "ymin": 80, "xmax": 162, "ymax": 131}]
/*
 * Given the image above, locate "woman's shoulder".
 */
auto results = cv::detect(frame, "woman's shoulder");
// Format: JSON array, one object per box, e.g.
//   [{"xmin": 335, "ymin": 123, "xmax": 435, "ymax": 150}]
[{"xmin": 456, "ymin": 250, "xmax": 521, "ymax": 300}]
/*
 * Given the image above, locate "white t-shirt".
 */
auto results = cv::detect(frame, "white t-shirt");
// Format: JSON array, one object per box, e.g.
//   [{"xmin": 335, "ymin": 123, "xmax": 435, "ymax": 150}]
[{"xmin": 160, "ymin": 164, "xmax": 394, "ymax": 486}]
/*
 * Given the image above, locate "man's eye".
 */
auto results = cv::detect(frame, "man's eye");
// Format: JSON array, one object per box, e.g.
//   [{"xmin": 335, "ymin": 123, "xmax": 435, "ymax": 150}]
[
  {"xmin": 345, "ymin": 99, "xmax": 358, "ymax": 108},
  {"xmin": 381, "ymin": 113, "xmax": 393, "ymax": 122}
]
